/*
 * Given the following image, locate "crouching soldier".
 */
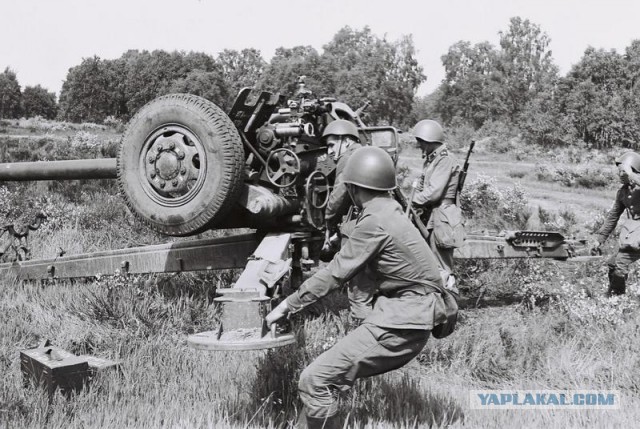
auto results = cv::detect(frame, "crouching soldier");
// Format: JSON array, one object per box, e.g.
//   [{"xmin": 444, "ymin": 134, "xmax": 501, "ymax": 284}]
[
  {"xmin": 266, "ymin": 146, "xmax": 447, "ymax": 429},
  {"xmin": 591, "ymin": 151, "xmax": 640, "ymax": 295}
]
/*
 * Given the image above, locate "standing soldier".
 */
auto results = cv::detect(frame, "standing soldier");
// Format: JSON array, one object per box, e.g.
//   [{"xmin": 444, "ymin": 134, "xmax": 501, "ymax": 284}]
[
  {"xmin": 411, "ymin": 119, "xmax": 463, "ymax": 288},
  {"xmin": 591, "ymin": 151, "xmax": 640, "ymax": 296},
  {"xmin": 266, "ymin": 147, "xmax": 447, "ymax": 429}
]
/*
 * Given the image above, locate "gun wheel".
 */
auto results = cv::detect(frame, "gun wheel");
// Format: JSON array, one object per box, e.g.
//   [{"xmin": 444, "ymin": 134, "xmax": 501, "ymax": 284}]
[{"xmin": 118, "ymin": 94, "xmax": 244, "ymax": 236}]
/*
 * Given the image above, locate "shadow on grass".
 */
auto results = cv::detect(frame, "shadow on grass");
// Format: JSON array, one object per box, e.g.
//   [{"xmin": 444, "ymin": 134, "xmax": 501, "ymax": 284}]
[{"xmin": 344, "ymin": 373, "xmax": 464, "ymax": 428}]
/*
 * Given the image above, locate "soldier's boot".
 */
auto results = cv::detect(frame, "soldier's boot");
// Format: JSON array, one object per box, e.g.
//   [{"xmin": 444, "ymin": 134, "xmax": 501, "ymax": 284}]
[
  {"xmin": 607, "ymin": 269, "xmax": 627, "ymax": 296},
  {"xmin": 304, "ymin": 414, "xmax": 342, "ymax": 429}
]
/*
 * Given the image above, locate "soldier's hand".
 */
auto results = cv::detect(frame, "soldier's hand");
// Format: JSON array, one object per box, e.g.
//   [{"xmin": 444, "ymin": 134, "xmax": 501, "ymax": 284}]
[
  {"xmin": 265, "ymin": 299, "xmax": 290, "ymax": 327},
  {"xmin": 589, "ymin": 239, "xmax": 601, "ymax": 256}
]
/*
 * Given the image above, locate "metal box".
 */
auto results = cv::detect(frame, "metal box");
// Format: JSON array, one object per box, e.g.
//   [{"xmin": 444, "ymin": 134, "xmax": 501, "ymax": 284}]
[{"xmin": 20, "ymin": 346, "xmax": 90, "ymax": 398}]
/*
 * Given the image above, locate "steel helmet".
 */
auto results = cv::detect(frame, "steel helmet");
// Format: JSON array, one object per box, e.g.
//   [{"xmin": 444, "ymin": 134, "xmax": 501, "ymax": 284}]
[
  {"xmin": 322, "ymin": 119, "xmax": 360, "ymax": 141},
  {"xmin": 413, "ymin": 119, "xmax": 444, "ymax": 143},
  {"xmin": 342, "ymin": 146, "xmax": 397, "ymax": 191},
  {"xmin": 615, "ymin": 151, "xmax": 640, "ymax": 173}
]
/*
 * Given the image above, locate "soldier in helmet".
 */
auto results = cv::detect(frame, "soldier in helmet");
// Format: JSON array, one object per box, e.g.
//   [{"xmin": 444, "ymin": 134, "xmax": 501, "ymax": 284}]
[
  {"xmin": 411, "ymin": 119, "xmax": 463, "ymax": 288},
  {"xmin": 591, "ymin": 151, "xmax": 640, "ymax": 296},
  {"xmin": 320, "ymin": 119, "xmax": 375, "ymax": 322},
  {"xmin": 266, "ymin": 146, "xmax": 447, "ymax": 429},
  {"xmin": 322, "ymin": 119, "xmax": 362, "ymax": 234}
]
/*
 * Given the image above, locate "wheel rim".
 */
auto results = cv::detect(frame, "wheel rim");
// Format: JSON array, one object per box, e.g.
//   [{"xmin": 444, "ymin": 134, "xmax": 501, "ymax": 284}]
[{"xmin": 139, "ymin": 124, "xmax": 208, "ymax": 208}]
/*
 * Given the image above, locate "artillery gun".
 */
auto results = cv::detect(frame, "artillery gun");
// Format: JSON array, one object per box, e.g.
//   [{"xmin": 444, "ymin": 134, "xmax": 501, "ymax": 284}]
[{"xmin": 0, "ymin": 81, "xmax": 591, "ymax": 350}]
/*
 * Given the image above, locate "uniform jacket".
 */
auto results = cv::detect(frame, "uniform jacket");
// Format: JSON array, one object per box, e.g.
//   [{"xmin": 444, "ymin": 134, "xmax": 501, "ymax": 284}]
[
  {"xmin": 324, "ymin": 142, "xmax": 362, "ymax": 230},
  {"xmin": 287, "ymin": 196, "xmax": 447, "ymax": 330},
  {"xmin": 597, "ymin": 184, "xmax": 640, "ymax": 243},
  {"xmin": 412, "ymin": 145, "xmax": 461, "ymax": 228}
]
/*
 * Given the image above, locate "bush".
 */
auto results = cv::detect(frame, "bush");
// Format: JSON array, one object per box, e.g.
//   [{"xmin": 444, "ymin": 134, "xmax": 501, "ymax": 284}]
[
  {"xmin": 535, "ymin": 163, "xmax": 616, "ymax": 189},
  {"xmin": 445, "ymin": 119, "xmax": 476, "ymax": 150},
  {"xmin": 477, "ymin": 119, "xmax": 521, "ymax": 154},
  {"xmin": 103, "ymin": 115, "xmax": 126, "ymax": 133},
  {"xmin": 537, "ymin": 206, "xmax": 578, "ymax": 235},
  {"xmin": 460, "ymin": 174, "xmax": 532, "ymax": 231},
  {"xmin": 507, "ymin": 169, "xmax": 527, "ymax": 179}
]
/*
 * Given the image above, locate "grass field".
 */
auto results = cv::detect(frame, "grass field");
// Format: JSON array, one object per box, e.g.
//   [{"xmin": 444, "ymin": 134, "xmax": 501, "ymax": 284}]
[{"xmin": 1, "ymin": 119, "xmax": 639, "ymax": 428}]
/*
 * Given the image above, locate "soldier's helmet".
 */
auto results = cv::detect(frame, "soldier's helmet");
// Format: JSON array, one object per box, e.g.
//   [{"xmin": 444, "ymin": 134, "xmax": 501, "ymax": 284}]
[
  {"xmin": 615, "ymin": 151, "xmax": 640, "ymax": 173},
  {"xmin": 342, "ymin": 146, "xmax": 397, "ymax": 191},
  {"xmin": 413, "ymin": 119, "xmax": 444, "ymax": 143},
  {"xmin": 322, "ymin": 119, "xmax": 360, "ymax": 141}
]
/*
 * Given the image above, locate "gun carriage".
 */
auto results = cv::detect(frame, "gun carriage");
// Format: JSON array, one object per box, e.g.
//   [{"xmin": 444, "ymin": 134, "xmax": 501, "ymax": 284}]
[{"xmin": 0, "ymin": 83, "xmax": 590, "ymax": 350}]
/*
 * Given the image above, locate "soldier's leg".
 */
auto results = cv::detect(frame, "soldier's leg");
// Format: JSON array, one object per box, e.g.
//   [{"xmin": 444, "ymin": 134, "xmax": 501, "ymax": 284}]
[
  {"xmin": 298, "ymin": 323, "xmax": 429, "ymax": 424},
  {"xmin": 607, "ymin": 250, "xmax": 640, "ymax": 295}
]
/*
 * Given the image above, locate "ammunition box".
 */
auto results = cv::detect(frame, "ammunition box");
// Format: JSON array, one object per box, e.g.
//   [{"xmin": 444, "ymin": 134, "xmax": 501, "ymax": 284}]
[{"xmin": 20, "ymin": 346, "xmax": 89, "ymax": 398}]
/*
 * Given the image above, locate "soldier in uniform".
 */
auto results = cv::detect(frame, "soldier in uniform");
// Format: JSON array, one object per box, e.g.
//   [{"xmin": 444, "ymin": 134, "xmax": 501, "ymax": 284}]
[
  {"xmin": 411, "ymin": 119, "xmax": 462, "ymax": 288},
  {"xmin": 591, "ymin": 151, "xmax": 640, "ymax": 296},
  {"xmin": 323, "ymin": 119, "xmax": 362, "ymax": 234},
  {"xmin": 266, "ymin": 146, "xmax": 447, "ymax": 429},
  {"xmin": 320, "ymin": 119, "xmax": 375, "ymax": 322}
]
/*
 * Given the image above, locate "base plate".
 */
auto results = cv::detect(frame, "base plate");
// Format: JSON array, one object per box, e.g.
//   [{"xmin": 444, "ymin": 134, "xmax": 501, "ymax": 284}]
[{"xmin": 187, "ymin": 328, "xmax": 296, "ymax": 351}]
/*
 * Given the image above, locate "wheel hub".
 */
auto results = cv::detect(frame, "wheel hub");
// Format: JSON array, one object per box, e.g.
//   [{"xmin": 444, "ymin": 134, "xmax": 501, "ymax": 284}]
[{"xmin": 145, "ymin": 131, "xmax": 201, "ymax": 198}]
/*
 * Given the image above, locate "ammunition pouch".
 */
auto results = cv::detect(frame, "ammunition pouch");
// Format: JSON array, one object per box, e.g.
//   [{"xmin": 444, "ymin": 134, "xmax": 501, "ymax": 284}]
[
  {"xmin": 619, "ymin": 218, "xmax": 640, "ymax": 251},
  {"xmin": 431, "ymin": 287, "xmax": 459, "ymax": 339},
  {"xmin": 432, "ymin": 204, "xmax": 465, "ymax": 249}
]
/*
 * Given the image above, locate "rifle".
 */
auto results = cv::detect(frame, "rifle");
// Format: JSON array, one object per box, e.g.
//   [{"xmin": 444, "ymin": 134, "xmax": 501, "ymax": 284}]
[
  {"xmin": 392, "ymin": 187, "xmax": 430, "ymax": 243},
  {"xmin": 457, "ymin": 140, "xmax": 475, "ymax": 194}
]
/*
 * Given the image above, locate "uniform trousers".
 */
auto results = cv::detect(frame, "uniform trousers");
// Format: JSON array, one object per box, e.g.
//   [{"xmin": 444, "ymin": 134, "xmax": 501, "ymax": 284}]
[
  {"xmin": 298, "ymin": 322, "xmax": 430, "ymax": 419},
  {"xmin": 607, "ymin": 249, "xmax": 640, "ymax": 294}
]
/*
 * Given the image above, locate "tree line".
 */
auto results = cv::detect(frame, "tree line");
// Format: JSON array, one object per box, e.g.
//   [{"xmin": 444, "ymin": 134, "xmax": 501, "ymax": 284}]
[
  {"xmin": 0, "ymin": 68, "xmax": 57, "ymax": 120},
  {"xmin": 421, "ymin": 17, "xmax": 640, "ymax": 149},
  {"xmin": 2, "ymin": 20, "xmax": 640, "ymax": 149}
]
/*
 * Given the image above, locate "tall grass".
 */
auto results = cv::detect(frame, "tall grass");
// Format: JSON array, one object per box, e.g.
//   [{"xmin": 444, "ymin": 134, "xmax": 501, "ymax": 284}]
[{"xmin": 2, "ymin": 119, "xmax": 640, "ymax": 428}]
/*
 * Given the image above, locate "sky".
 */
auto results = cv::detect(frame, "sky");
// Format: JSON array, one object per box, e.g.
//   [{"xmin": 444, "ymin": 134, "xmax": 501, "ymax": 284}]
[{"xmin": 1, "ymin": 0, "xmax": 639, "ymax": 97}]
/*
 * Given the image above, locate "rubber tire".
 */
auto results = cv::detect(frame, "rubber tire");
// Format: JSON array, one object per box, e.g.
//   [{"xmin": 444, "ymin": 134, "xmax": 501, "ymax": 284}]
[{"xmin": 117, "ymin": 94, "xmax": 244, "ymax": 236}]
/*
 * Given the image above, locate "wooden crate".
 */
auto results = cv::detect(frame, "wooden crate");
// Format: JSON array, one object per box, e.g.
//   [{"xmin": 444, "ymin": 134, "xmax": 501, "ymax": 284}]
[{"xmin": 20, "ymin": 346, "xmax": 90, "ymax": 398}]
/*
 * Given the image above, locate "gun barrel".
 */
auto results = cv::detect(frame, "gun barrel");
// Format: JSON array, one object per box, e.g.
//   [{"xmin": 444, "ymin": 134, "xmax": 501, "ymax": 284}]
[{"xmin": 0, "ymin": 159, "xmax": 117, "ymax": 181}]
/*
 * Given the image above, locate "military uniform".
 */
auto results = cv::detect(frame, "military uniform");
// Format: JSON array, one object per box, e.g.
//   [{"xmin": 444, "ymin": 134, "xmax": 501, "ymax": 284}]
[
  {"xmin": 286, "ymin": 195, "xmax": 447, "ymax": 420},
  {"xmin": 412, "ymin": 144, "xmax": 461, "ymax": 283},
  {"xmin": 324, "ymin": 142, "xmax": 362, "ymax": 231},
  {"xmin": 324, "ymin": 142, "xmax": 374, "ymax": 320},
  {"xmin": 596, "ymin": 183, "xmax": 640, "ymax": 294}
]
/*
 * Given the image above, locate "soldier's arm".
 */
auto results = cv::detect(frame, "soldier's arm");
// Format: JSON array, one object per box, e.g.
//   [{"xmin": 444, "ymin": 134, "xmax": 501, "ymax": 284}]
[
  {"xmin": 324, "ymin": 177, "xmax": 350, "ymax": 231},
  {"xmin": 412, "ymin": 156, "xmax": 454, "ymax": 206},
  {"xmin": 596, "ymin": 191, "xmax": 625, "ymax": 243},
  {"xmin": 286, "ymin": 216, "xmax": 387, "ymax": 312}
]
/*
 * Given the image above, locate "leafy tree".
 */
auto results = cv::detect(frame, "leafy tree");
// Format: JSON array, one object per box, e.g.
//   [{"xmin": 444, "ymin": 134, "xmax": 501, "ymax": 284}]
[
  {"xmin": 160, "ymin": 69, "xmax": 231, "ymax": 110},
  {"xmin": 321, "ymin": 27, "xmax": 426, "ymax": 126},
  {"xmin": 258, "ymin": 45, "xmax": 329, "ymax": 97},
  {"xmin": 556, "ymin": 46, "xmax": 640, "ymax": 148},
  {"xmin": 436, "ymin": 18, "xmax": 557, "ymax": 129},
  {"xmin": 22, "ymin": 85, "xmax": 57, "ymax": 119},
  {"xmin": 59, "ymin": 50, "xmax": 224, "ymax": 122},
  {"xmin": 408, "ymin": 90, "xmax": 442, "ymax": 125},
  {"xmin": 497, "ymin": 17, "xmax": 558, "ymax": 122},
  {"xmin": 0, "ymin": 67, "xmax": 22, "ymax": 119},
  {"xmin": 438, "ymin": 41, "xmax": 505, "ymax": 128},
  {"xmin": 519, "ymin": 85, "xmax": 576, "ymax": 146},
  {"xmin": 58, "ymin": 56, "xmax": 111, "ymax": 122},
  {"xmin": 217, "ymin": 48, "xmax": 266, "ymax": 99}
]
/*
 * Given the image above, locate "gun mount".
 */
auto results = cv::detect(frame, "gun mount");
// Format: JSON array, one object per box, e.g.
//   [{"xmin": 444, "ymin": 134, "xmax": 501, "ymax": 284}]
[
  {"xmin": 0, "ymin": 84, "xmax": 592, "ymax": 350},
  {"xmin": 0, "ymin": 84, "xmax": 401, "ymax": 350}
]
